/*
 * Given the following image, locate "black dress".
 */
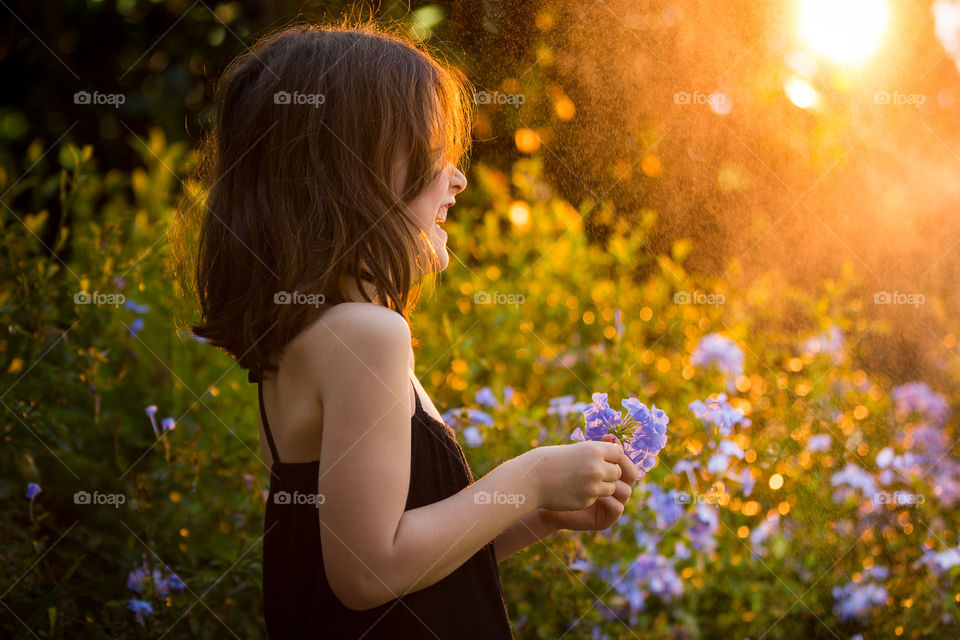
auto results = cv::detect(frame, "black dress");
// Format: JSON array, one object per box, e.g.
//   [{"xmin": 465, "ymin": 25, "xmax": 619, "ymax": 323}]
[{"xmin": 251, "ymin": 370, "xmax": 515, "ymax": 639}]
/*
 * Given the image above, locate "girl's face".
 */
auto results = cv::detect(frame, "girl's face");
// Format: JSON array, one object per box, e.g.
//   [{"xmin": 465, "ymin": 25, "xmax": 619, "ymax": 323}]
[{"xmin": 408, "ymin": 161, "xmax": 466, "ymax": 273}]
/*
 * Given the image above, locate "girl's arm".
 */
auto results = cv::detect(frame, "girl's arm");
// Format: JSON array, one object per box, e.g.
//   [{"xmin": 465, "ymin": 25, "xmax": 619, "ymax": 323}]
[
  {"xmin": 309, "ymin": 305, "xmax": 545, "ymax": 611},
  {"xmin": 492, "ymin": 508, "xmax": 559, "ymax": 563},
  {"xmin": 305, "ymin": 304, "xmax": 626, "ymax": 611}
]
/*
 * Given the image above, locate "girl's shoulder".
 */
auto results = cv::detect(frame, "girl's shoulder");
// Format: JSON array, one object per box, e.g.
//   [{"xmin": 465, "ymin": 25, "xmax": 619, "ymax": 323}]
[
  {"xmin": 285, "ymin": 302, "xmax": 412, "ymax": 373},
  {"xmin": 305, "ymin": 302, "xmax": 409, "ymax": 339}
]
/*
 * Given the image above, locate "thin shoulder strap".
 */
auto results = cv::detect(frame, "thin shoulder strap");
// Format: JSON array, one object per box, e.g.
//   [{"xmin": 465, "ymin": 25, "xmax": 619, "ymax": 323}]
[
  {"xmin": 257, "ymin": 381, "xmax": 281, "ymax": 464},
  {"xmin": 410, "ymin": 376, "xmax": 422, "ymax": 414},
  {"xmin": 258, "ymin": 374, "xmax": 417, "ymax": 465}
]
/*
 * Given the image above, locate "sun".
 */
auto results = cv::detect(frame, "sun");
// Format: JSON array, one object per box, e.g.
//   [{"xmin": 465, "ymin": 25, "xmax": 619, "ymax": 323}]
[{"xmin": 798, "ymin": 0, "xmax": 890, "ymax": 65}]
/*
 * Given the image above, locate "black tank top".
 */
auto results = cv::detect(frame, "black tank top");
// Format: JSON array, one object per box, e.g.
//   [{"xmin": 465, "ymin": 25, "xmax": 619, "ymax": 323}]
[{"xmin": 251, "ymin": 370, "xmax": 515, "ymax": 639}]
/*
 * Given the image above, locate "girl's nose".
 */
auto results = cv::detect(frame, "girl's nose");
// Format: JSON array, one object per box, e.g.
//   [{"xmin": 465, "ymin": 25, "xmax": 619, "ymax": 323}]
[{"xmin": 449, "ymin": 164, "xmax": 467, "ymax": 194}]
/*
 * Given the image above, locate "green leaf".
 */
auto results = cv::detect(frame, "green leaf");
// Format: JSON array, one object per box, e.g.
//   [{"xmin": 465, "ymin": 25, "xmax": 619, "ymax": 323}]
[{"xmin": 13, "ymin": 554, "xmax": 84, "ymax": 640}]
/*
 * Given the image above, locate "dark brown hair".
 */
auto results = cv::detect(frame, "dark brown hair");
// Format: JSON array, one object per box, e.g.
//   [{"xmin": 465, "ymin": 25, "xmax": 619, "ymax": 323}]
[{"xmin": 172, "ymin": 21, "xmax": 474, "ymax": 380}]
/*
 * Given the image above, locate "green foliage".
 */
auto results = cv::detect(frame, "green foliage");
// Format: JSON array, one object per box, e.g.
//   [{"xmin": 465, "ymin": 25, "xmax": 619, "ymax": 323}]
[{"xmin": 1, "ymin": 136, "xmax": 957, "ymax": 639}]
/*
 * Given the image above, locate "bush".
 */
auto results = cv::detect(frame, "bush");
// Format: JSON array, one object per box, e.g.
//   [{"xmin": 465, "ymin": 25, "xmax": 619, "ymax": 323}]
[{"xmin": 1, "ymin": 136, "xmax": 957, "ymax": 638}]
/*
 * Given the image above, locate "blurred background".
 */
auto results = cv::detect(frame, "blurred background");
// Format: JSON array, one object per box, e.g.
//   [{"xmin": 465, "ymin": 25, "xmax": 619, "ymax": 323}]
[{"xmin": 3, "ymin": 0, "xmax": 960, "ymax": 382}]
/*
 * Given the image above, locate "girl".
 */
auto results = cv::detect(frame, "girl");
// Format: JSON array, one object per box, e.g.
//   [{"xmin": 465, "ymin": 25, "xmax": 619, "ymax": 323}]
[{"xmin": 176, "ymin": 21, "xmax": 638, "ymax": 639}]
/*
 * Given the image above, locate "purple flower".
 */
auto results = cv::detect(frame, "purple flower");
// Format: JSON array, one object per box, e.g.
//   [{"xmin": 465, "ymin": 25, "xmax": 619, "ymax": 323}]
[
  {"xmin": 688, "ymin": 504, "xmax": 719, "ymax": 552},
  {"xmin": 127, "ymin": 598, "xmax": 153, "ymax": 625},
  {"xmin": 876, "ymin": 447, "xmax": 895, "ymax": 468},
  {"xmin": 571, "ymin": 393, "xmax": 670, "ymax": 477},
  {"xmin": 161, "ymin": 417, "xmax": 176, "ymax": 432},
  {"xmin": 466, "ymin": 409, "xmax": 494, "ymax": 426},
  {"xmin": 582, "ymin": 393, "xmax": 623, "ymax": 438},
  {"xmin": 688, "ymin": 393, "xmax": 751, "ymax": 436},
  {"xmin": 643, "ymin": 484, "xmax": 685, "ymax": 529},
  {"xmin": 124, "ymin": 299, "xmax": 150, "ymax": 314},
  {"xmin": 475, "ymin": 387, "xmax": 497, "ymax": 408},
  {"xmin": 569, "ymin": 557, "xmax": 592, "ymax": 573},
  {"xmin": 605, "ymin": 552, "xmax": 684, "ymax": 615},
  {"xmin": 25, "ymin": 482, "xmax": 41, "ymax": 519},
  {"xmin": 463, "ymin": 425, "xmax": 484, "ymax": 447},
  {"xmin": 928, "ymin": 458, "xmax": 960, "ymax": 506},
  {"xmin": 614, "ymin": 308, "xmax": 625, "ymax": 337},
  {"xmin": 707, "ymin": 439, "xmax": 744, "ymax": 474},
  {"xmin": 128, "ymin": 317, "xmax": 145, "ymax": 337},
  {"xmin": 749, "ymin": 515, "xmax": 780, "ymax": 557},
  {"xmin": 127, "ymin": 560, "xmax": 149, "ymax": 593},
  {"xmin": 832, "ymin": 580, "xmax": 888, "ymax": 621},
  {"xmin": 737, "ymin": 467, "xmax": 755, "ymax": 497},
  {"xmin": 864, "ymin": 565, "xmax": 889, "ymax": 581},
  {"xmin": 622, "ymin": 398, "xmax": 669, "ymax": 449},
  {"xmin": 26, "ymin": 482, "xmax": 41, "ymax": 500},
  {"xmin": 548, "ymin": 395, "xmax": 590, "ymax": 420},
  {"xmin": 673, "ymin": 460, "xmax": 699, "ymax": 473},
  {"xmin": 153, "ymin": 565, "xmax": 186, "ymax": 597},
  {"xmin": 691, "ymin": 333, "xmax": 744, "ymax": 391},
  {"xmin": 892, "ymin": 382, "xmax": 950, "ymax": 425},
  {"xmin": 798, "ymin": 326, "xmax": 845, "ymax": 363},
  {"xmin": 168, "ymin": 570, "xmax": 186, "ymax": 593},
  {"xmin": 831, "ymin": 463, "xmax": 878, "ymax": 502},
  {"xmin": 623, "ymin": 404, "xmax": 669, "ymax": 474},
  {"xmin": 913, "ymin": 538, "xmax": 960, "ymax": 577},
  {"xmin": 806, "ymin": 434, "xmax": 831, "ymax": 453},
  {"xmin": 442, "ymin": 407, "xmax": 494, "ymax": 427},
  {"xmin": 911, "ymin": 424, "xmax": 947, "ymax": 454},
  {"xmin": 129, "ymin": 557, "xmax": 186, "ymax": 600}
]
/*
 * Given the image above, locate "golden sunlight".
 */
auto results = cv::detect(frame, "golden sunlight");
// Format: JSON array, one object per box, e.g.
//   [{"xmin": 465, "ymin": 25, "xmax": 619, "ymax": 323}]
[
  {"xmin": 798, "ymin": 0, "xmax": 889, "ymax": 65},
  {"xmin": 785, "ymin": 77, "xmax": 820, "ymax": 108}
]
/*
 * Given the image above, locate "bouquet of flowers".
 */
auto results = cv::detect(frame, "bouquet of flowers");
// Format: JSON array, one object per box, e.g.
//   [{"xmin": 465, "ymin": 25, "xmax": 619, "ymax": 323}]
[{"xmin": 571, "ymin": 392, "xmax": 669, "ymax": 478}]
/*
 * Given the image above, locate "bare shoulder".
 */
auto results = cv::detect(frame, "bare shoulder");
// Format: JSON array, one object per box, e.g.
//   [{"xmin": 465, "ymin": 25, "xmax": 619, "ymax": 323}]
[
  {"xmin": 301, "ymin": 302, "xmax": 410, "ymax": 353},
  {"xmin": 285, "ymin": 303, "xmax": 412, "ymax": 400}
]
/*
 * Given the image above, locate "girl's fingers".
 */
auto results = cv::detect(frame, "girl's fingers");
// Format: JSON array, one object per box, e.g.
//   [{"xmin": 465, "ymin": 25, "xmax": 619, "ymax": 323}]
[
  {"xmin": 622, "ymin": 460, "xmax": 640, "ymax": 485},
  {"xmin": 603, "ymin": 461, "xmax": 622, "ymax": 482},
  {"xmin": 597, "ymin": 436, "xmax": 640, "ymax": 486},
  {"xmin": 597, "ymin": 495, "xmax": 625, "ymax": 520},
  {"xmin": 612, "ymin": 479, "xmax": 631, "ymax": 504}
]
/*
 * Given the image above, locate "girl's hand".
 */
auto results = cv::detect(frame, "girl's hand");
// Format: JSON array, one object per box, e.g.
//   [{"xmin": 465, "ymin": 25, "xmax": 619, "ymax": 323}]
[
  {"xmin": 541, "ymin": 434, "xmax": 636, "ymax": 532},
  {"xmin": 523, "ymin": 435, "xmax": 633, "ymax": 512}
]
